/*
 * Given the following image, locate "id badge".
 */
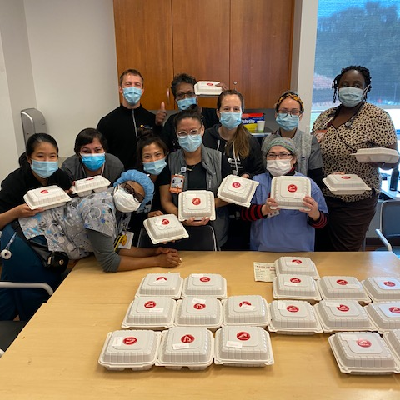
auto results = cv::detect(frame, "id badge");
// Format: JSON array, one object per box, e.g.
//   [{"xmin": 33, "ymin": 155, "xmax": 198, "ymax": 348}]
[
  {"xmin": 114, "ymin": 232, "xmax": 133, "ymax": 250},
  {"xmin": 314, "ymin": 129, "xmax": 327, "ymax": 143},
  {"xmin": 170, "ymin": 174, "xmax": 184, "ymax": 194}
]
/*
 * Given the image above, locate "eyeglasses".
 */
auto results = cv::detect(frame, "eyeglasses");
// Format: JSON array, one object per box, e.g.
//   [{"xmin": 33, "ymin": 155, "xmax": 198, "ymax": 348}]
[
  {"xmin": 176, "ymin": 91, "xmax": 196, "ymax": 101},
  {"xmin": 266, "ymin": 152, "xmax": 293, "ymax": 160},
  {"xmin": 176, "ymin": 129, "xmax": 201, "ymax": 138},
  {"xmin": 120, "ymin": 183, "xmax": 144, "ymax": 203},
  {"xmin": 277, "ymin": 109, "xmax": 302, "ymax": 117}
]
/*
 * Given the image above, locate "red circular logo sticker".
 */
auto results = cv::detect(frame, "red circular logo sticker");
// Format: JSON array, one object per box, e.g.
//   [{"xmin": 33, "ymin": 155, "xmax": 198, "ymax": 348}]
[
  {"xmin": 389, "ymin": 307, "xmax": 400, "ymax": 313},
  {"xmin": 341, "ymin": 176, "xmax": 351, "ymax": 179},
  {"xmin": 181, "ymin": 334, "xmax": 195, "ymax": 343},
  {"xmin": 384, "ymin": 281, "xmax": 396, "ymax": 287},
  {"xmin": 193, "ymin": 303, "xmax": 206, "ymax": 309},
  {"xmin": 338, "ymin": 304, "xmax": 349, "ymax": 312},
  {"xmin": 232, "ymin": 182, "xmax": 241, "ymax": 188},
  {"xmin": 237, "ymin": 331, "xmax": 250, "ymax": 341},
  {"xmin": 287, "ymin": 184, "xmax": 297, "ymax": 193},
  {"xmin": 144, "ymin": 301, "xmax": 156, "ymax": 308},
  {"xmin": 161, "ymin": 218, "xmax": 169, "ymax": 225},
  {"xmin": 287, "ymin": 305, "xmax": 299, "ymax": 313},
  {"xmin": 357, "ymin": 339, "xmax": 372, "ymax": 348},
  {"xmin": 192, "ymin": 198, "xmax": 201, "ymax": 206},
  {"xmin": 291, "ymin": 259, "xmax": 302, "ymax": 264},
  {"xmin": 200, "ymin": 277, "xmax": 210, "ymax": 282},
  {"xmin": 40, "ymin": 189, "xmax": 48, "ymax": 194},
  {"xmin": 156, "ymin": 276, "xmax": 167, "ymax": 281},
  {"xmin": 290, "ymin": 277, "xmax": 301, "ymax": 283},
  {"xmin": 337, "ymin": 279, "xmax": 348, "ymax": 285},
  {"xmin": 239, "ymin": 301, "xmax": 252, "ymax": 307},
  {"xmin": 123, "ymin": 337, "xmax": 137, "ymax": 345}
]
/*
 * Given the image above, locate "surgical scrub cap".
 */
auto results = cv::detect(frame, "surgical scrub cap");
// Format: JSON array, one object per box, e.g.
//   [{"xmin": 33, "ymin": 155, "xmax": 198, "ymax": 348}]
[
  {"xmin": 264, "ymin": 137, "xmax": 298, "ymax": 157},
  {"xmin": 114, "ymin": 169, "xmax": 154, "ymax": 211}
]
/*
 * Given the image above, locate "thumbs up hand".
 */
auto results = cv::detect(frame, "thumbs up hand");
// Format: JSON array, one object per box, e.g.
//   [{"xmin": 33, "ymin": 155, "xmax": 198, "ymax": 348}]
[{"xmin": 156, "ymin": 101, "xmax": 167, "ymax": 126}]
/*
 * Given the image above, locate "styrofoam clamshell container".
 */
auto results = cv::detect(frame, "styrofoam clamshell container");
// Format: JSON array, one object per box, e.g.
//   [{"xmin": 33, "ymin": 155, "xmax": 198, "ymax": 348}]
[
  {"xmin": 350, "ymin": 147, "xmax": 399, "ymax": 164},
  {"xmin": 314, "ymin": 300, "xmax": 373, "ymax": 333},
  {"xmin": 143, "ymin": 214, "xmax": 189, "ymax": 244},
  {"xmin": 323, "ymin": 174, "xmax": 371, "ymax": 195},
  {"xmin": 223, "ymin": 295, "xmax": 270, "ymax": 327},
  {"xmin": 122, "ymin": 297, "xmax": 177, "ymax": 329},
  {"xmin": 317, "ymin": 276, "xmax": 371, "ymax": 304},
  {"xmin": 362, "ymin": 277, "xmax": 400, "ymax": 302},
  {"xmin": 268, "ymin": 300, "xmax": 323, "ymax": 334},
  {"xmin": 270, "ymin": 176, "xmax": 311, "ymax": 210},
  {"xmin": 194, "ymin": 81, "xmax": 223, "ymax": 96},
  {"xmin": 214, "ymin": 326, "xmax": 274, "ymax": 367},
  {"xmin": 274, "ymin": 257, "xmax": 319, "ymax": 280},
  {"xmin": 273, "ymin": 274, "xmax": 321, "ymax": 302},
  {"xmin": 178, "ymin": 190, "xmax": 216, "ymax": 221},
  {"xmin": 156, "ymin": 327, "xmax": 213, "ymax": 370},
  {"xmin": 328, "ymin": 332, "xmax": 400, "ymax": 374},
  {"xmin": 217, "ymin": 175, "xmax": 259, "ymax": 208},
  {"xmin": 366, "ymin": 302, "xmax": 400, "ymax": 333},
  {"xmin": 98, "ymin": 330, "xmax": 160, "ymax": 371},
  {"xmin": 175, "ymin": 297, "xmax": 223, "ymax": 330},
  {"xmin": 136, "ymin": 273, "xmax": 183, "ymax": 299},
  {"xmin": 23, "ymin": 185, "xmax": 72, "ymax": 210},
  {"xmin": 182, "ymin": 273, "xmax": 227, "ymax": 299},
  {"xmin": 71, "ymin": 176, "xmax": 110, "ymax": 197},
  {"xmin": 383, "ymin": 329, "xmax": 400, "ymax": 363}
]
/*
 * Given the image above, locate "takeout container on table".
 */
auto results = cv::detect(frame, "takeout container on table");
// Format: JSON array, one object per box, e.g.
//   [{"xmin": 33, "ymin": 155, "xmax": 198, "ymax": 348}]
[
  {"xmin": 214, "ymin": 326, "xmax": 274, "ymax": 367},
  {"xmin": 178, "ymin": 190, "xmax": 216, "ymax": 221},
  {"xmin": 362, "ymin": 277, "xmax": 400, "ymax": 302},
  {"xmin": 143, "ymin": 213, "xmax": 188, "ymax": 244},
  {"xmin": 270, "ymin": 176, "xmax": 311, "ymax": 210},
  {"xmin": 273, "ymin": 274, "xmax": 321, "ymax": 302},
  {"xmin": 366, "ymin": 302, "xmax": 400, "ymax": 333},
  {"xmin": 383, "ymin": 329, "xmax": 400, "ymax": 363},
  {"xmin": 274, "ymin": 256, "xmax": 319, "ymax": 280},
  {"xmin": 98, "ymin": 330, "xmax": 160, "ymax": 371},
  {"xmin": 217, "ymin": 175, "xmax": 259, "ymax": 208},
  {"xmin": 182, "ymin": 273, "xmax": 227, "ymax": 299},
  {"xmin": 122, "ymin": 297, "xmax": 177, "ymax": 330},
  {"xmin": 136, "ymin": 273, "xmax": 183, "ymax": 299},
  {"xmin": 350, "ymin": 147, "xmax": 399, "ymax": 163},
  {"xmin": 323, "ymin": 174, "xmax": 371, "ymax": 195},
  {"xmin": 71, "ymin": 176, "xmax": 110, "ymax": 197},
  {"xmin": 268, "ymin": 300, "xmax": 323, "ymax": 335},
  {"xmin": 24, "ymin": 185, "xmax": 71, "ymax": 210}
]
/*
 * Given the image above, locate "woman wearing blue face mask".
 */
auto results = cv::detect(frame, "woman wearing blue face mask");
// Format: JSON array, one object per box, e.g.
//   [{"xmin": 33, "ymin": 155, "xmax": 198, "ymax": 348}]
[
  {"xmin": 62, "ymin": 128, "xmax": 124, "ymax": 185},
  {"xmin": 312, "ymin": 66, "xmax": 398, "ymax": 252}
]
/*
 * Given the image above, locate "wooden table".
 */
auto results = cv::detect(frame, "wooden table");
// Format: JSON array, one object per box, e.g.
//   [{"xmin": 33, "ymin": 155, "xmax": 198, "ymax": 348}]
[{"xmin": 1, "ymin": 251, "xmax": 400, "ymax": 400}]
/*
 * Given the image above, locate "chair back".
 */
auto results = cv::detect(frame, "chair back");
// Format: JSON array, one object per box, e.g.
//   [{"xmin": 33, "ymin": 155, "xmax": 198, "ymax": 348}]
[{"xmin": 380, "ymin": 200, "xmax": 400, "ymax": 240}]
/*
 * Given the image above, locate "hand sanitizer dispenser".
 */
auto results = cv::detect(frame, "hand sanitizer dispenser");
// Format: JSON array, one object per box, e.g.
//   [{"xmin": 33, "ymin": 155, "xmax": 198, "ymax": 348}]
[{"xmin": 21, "ymin": 108, "xmax": 47, "ymax": 145}]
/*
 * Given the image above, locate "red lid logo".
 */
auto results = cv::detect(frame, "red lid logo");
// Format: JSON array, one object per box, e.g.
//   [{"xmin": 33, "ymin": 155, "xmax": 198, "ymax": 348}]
[
  {"xmin": 338, "ymin": 304, "xmax": 349, "ymax": 312},
  {"xmin": 389, "ymin": 307, "xmax": 400, "ymax": 313},
  {"xmin": 337, "ymin": 279, "xmax": 348, "ymax": 286},
  {"xmin": 239, "ymin": 301, "xmax": 252, "ymax": 307},
  {"xmin": 192, "ymin": 198, "xmax": 201, "ymax": 206},
  {"xmin": 237, "ymin": 331, "xmax": 250, "ymax": 341},
  {"xmin": 207, "ymin": 82, "xmax": 213, "ymax": 86},
  {"xmin": 290, "ymin": 277, "xmax": 301, "ymax": 283},
  {"xmin": 156, "ymin": 276, "xmax": 167, "ymax": 281},
  {"xmin": 384, "ymin": 281, "xmax": 396, "ymax": 287},
  {"xmin": 200, "ymin": 277, "xmax": 210, "ymax": 282},
  {"xmin": 123, "ymin": 337, "xmax": 137, "ymax": 345},
  {"xmin": 291, "ymin": 259, "xmax": 302, "ymax": 264},
  {"xmin": 193, "ymin": 303, "xmax": 206, "ymax": 309},
  {"xmin": 357, "ymin": 339, "xmax": 372, "ymax": 348},
  {"xmin": 341, "ymin": 176, "xmax": 351, "ymax": 179},
  {"xmin": 144, "ymin": 301, "xmax": 156, "ymax": 308},
  {"xmin": 287, "ymin": 184, "xmax": 297, "ymax": 193},
  {"xmin": 181, "ymin": 334, "xmax": 195, "ymax": 343},
  {"xmin": 40, "ymin": 190, "xmax": 48, "ymax": 194},
  {"xmin": 232, "ymin": 182, "xmax": 241, "ymax": 188},
  {"xmin": 161, "ymin": 218, "xmax": 169, "ymax": 225},
  {"xmin": 287, "ymin": 305, "xmax": 299, "ymax": 313}
]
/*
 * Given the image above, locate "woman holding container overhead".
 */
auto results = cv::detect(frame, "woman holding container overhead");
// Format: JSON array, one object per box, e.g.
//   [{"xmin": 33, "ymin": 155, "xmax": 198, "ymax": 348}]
[{"xmin": 312, "ymin": 65, "xmax": 398, "ymax": 252}]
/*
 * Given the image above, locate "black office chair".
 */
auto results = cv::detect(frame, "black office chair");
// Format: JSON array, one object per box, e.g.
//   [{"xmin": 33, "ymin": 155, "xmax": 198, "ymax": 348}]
[
  {"xmin": 137, "ymin": 224, "xmax": 219, "ymax": 251},
  {"xmin": 375, "ymin": 200, "xmax": 400, "ymax": 257}
]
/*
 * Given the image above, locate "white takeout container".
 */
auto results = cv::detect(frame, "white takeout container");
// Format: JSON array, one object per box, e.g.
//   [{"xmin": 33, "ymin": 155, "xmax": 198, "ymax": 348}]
[
  {"xmin": 194, "ymin": 81, "xmax": 223, "ymax": 96},
  {"xmin": 98, "ymin": 330, "xmax": 160, "ymax": 371},
  {"xmin": 323, "ymin": 174, "xmax": 371, "ymax": 195},
  {"xmin": 268, "ymin": 300, "xmax": 323, "ymax": 334},
  {"xmin": 182, "ymin": 273, "xmax": 227, "ymax": 299},
  {"xmin": 71, "ymin": 176, "xmax": 110, "ymax": 197},
  {"xmin": 24, "ymin": 185, "xmax": 72, "ymax": 210},
  {"xmin": 217, "ymin": 175, "xmax": 259, "ymax": 208},
  {"xmin": 274, "ymin": 257, "xmax": 319, "ymax": 280},
  {"xmin": 270, "ymin": 176, "xmax": 311, "ymax": 210},
  {"xmin": 314, "ymin": 300, "xmax": 373, "ymax": 333},
  {"xmin": 383, "ymin": 329, "xmax": 400, "ymax": 362},
  {"xmin": 214, "ymin": 326, "xmax": 274, "ymax": 367},
  {"xmin": 317, "ymin": 276, "xmax": 371, "ymax": 304},
  {"xmin": 362, "ymin": 277, "xmax": 400, "ymax": 302},
  {"xmin": 136, "ymin": 273, "xmax": 183, "ymax": 299},
  {"xmin": 122, "ymin": 297, "xmax": 177, "ymax": 330},
  {"xmin": 175, "ymin": 297, "xmax": 223, "ymax": 330},
  {"xmin": 328, "ymin": 332, "xmax": 400, "ymax": 374},
  {"xmin": 178, "ymin": 190, "xmax": 216, "ymax": 221},
  {"xmin": 351, "ymin": 147, "xmax": 399, "ymax": 164},
  {"xmin": 143, "ymin": 214, "xmax": 189, "ymax": 244},
  {"xmin": 366, "ymin": 302, "xmax": 400, "ymax": 333},
  {"xmin": 156, "ymin": 327, "xmax": 214, "ymax": 370},
  {"xmin": 273, "ymin": 274, "xmax": 321, "ymax": 302}
]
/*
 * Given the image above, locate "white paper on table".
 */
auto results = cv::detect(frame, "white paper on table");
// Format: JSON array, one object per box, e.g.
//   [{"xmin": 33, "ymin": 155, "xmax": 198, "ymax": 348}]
[{"xmin": 253, "ymin": 262, "xmax": 276, "ymax": 282}]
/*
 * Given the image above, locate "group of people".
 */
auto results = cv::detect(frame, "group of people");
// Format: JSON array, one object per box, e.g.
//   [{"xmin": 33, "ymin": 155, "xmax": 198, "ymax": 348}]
[{"xmin": 0, "ymin": 65, "xmax": 397, "ymax": 321}]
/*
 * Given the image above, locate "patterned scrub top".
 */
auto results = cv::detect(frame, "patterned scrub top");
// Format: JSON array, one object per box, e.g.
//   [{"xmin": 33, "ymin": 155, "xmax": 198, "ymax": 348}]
[{"xmin": 312, "ymin": 102, "xmax": 397, "ymax": 202}]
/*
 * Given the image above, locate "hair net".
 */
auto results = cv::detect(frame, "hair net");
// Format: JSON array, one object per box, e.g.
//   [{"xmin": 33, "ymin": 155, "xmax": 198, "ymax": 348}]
[{"xmin": 263, "ymin": 137, "xmax": 298, "ymax": 157}]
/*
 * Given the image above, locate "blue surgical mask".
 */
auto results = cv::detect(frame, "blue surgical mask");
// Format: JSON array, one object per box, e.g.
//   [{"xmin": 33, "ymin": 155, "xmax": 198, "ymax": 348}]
[
  {"xmin": 338, "ymin": 87, "xmax": 364, "ymax": 108},
  {"xmin": 276, "ymin": 113, "xmax": 299, "ymax": 131},
  {"xmin": 143, "ymin": 157, "xmax": 167, "ymax": 176},
  {"xmin": 122, "ymin": 87, "xmax": 142, "ymax": 105},
  {"xmin": 178, "ymin": 134, "xmax": 202, "ymax": 152},
  {"xmin": 80, "ymin": 153, "xmax": 106, "ymax": 171},
  {"xmin": 177, "ymin": 97, "xmax": 197, "ymax": 111},
  {"xmin": 220, "ymin": 112, "xmax": 242, "ymax": 129},
  {"xmin": 31, "ymin": 160, "xmax": 58, "ymax": 178}
]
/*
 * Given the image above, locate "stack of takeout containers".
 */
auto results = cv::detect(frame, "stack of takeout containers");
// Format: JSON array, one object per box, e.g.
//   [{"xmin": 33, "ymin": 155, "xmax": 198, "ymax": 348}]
[
  {"xmin": 143, "ymin": 214, "xmax": 189, "ymax": 244},
  {"xmin": 270, "ymin": 176, "xmax": 311, "ymax": 210},
  {"xmin": 71, "ymin": 176, "xmax": 110, "ymax": 197},
  {"xmin": 217, "ymin": 175, "xmax": 259, "ymax": 208},
  {"xmin": 323, "ymin": 174, "xmax": 371, "ymax": 195},
  {"xmin": 178, "ymin": 190, "xmax": 216, "ymax": 221},
  {"xmin": 24, "ymin": 185, "xmax": 71, "ymax": 210},
  {"xmin": 351, "ymin": 147, "xmax": 399, "ymax": 163},
  {"xmin": 273, "ymin": 274, "xmax": 321, "ymax": 302},
  {"xmin": 274, "ymin": 257, "xmax": 319, "ymax": 280}
]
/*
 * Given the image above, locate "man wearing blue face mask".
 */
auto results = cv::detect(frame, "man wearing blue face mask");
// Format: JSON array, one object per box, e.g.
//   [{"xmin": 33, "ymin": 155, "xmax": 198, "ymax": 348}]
[{"xmin": 97, "ymin": 69, "xmax": 167, "ymax": 170}]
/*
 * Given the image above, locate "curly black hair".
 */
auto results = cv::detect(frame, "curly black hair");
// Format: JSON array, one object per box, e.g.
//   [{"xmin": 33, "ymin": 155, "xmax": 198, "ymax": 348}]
[
  {"xmin": 171, "ymin": 73, "xmax": 197, "ymax": 99},
  {"xmin": 332, "ymin": 66, "xmax": 372, "ymax": 103}
]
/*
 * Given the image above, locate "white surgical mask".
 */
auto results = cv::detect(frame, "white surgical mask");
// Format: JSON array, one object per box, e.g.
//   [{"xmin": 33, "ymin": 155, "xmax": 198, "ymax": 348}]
[
  {"xmin": 267, "ymin": 159, "xmax": 293, "ymax": 177},
  {"xmin": 112, "ymin": 185, "xmax": 141, "ymax": 213}
]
